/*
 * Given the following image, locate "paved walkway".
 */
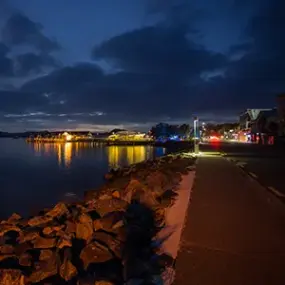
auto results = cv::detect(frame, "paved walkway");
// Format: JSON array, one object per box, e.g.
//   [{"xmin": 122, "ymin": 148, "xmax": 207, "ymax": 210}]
[{"xmin": 174, "ymin": 156, "xmax": 285, "ymax": 285}]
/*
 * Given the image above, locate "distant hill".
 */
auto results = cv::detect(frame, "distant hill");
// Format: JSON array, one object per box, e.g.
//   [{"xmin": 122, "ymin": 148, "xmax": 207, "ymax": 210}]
[{"xmin": 0, "ymin": 132, "xmax": 9, "ymax": 137}]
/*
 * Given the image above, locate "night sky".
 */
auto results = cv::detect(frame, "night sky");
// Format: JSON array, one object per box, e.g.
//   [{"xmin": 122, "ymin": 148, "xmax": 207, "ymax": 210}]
[{"xmin": 0, "ymin": 0, "xmax": 284, "ymax": 132}]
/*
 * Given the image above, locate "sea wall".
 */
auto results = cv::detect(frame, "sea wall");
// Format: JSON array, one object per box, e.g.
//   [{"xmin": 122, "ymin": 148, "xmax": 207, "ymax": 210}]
[{"xmin": 0, "ymin": 152, "xmax": 196, "ymax": 284}]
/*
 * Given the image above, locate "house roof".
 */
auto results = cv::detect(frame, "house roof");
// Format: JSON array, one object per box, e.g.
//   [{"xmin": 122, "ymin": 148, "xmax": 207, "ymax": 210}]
[{"xmin": 257, "ymin": 108, "xmax": 278, "ymax": 120}]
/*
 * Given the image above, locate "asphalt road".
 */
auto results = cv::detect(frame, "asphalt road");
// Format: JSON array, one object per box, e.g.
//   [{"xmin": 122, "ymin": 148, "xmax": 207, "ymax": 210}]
[
  {"xmin": 174, "ymin": 155, "xmax": 285, "ymax": 285},
  {"xmin": 200, "ymin": 141, "xmax": 285, "ymax": 197}
]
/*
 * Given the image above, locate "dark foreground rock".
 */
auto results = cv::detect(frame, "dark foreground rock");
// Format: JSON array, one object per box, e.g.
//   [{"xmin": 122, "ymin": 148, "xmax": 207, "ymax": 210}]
[{"xmin": 0, "ymin": 152, "xmax": 195, "ymax": 284}]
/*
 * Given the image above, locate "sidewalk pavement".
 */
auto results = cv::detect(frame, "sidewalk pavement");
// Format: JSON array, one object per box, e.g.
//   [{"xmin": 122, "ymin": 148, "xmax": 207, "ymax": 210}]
[{"xmin": 174, "ymin": 156, "xmax": 285, "ymax": 285}]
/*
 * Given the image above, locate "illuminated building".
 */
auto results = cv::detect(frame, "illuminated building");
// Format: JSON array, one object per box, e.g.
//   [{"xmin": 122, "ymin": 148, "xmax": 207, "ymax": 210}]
[
  {"xmin": 62, "ymin": 132, "xmax": 73, "ymax": 141},
  {"xmin": 277, "ymin": 94, "xmax": 285, "ymax": 135},
  {"xmin": 107, "ymin": 131, "xmax": 149, "ymax": 141},
  {"xmin": 239, "ymin": 108, "xmax": 279, "ymax": 142}
]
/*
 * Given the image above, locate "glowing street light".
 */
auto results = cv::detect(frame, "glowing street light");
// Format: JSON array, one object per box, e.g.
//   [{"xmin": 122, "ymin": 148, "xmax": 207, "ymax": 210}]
[{"xmin": 193, "ymin": 116, "xmax": 199, "ymax": 154}]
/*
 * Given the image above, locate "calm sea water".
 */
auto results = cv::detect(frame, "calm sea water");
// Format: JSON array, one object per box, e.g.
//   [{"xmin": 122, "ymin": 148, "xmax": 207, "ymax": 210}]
[{"xmin": 0, "ymin": 139, "xmax": 165, "ymax": 219}]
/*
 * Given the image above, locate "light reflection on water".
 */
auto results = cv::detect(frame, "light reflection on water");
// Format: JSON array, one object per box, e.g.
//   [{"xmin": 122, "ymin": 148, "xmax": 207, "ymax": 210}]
[
  {"xmin": 31, "ymin": 143, "xmax": 164, "ymax": 169},
  {"xmin": 0, "ymin": 139, "xmax": 165, "ymax": 219},
  {"xmin": 107, "ymin": 145, "xmax": 154, "ymax": 168},
  {"xmin": 33, "ymin": 143, "xmax": 74, "ymax": 167}
]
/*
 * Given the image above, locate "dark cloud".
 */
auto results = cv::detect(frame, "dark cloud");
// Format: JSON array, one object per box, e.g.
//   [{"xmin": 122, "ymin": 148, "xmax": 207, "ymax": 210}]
[
  {"xmin": 17, "ymin": 63, "xmax": 192, "ymax": 124},
  {"xmin": 1, "ymin": 0, "xmax": 285, "ymax": 131},
  {"xmin": 92, "ymin": 26, "xmax": 227, "ymax": 77},
  {"xmin": 0, "ymin": 90, "xmax": 48, "ymax": 113},
  {"xmin": 145, "ymin": 0, "xmax": 181, "ymax": 14},
  {"xmin": 228, "ymin": 42, "xmax": 252, "ymax": 56},
  {"xmin": 22, "ymin": 63, "xmax": 103, "ymax": 94},
  {"xmin": 246, "ymin": 0, "xmax": 284, "ymax": 55},
  {"xmin": 0, "ymin": 43, "xmax": 13, "ymax": 76},
  {"xmin": 0, "ymin": 56, "xmax": 12, "ymax": 76},
  {"xmin": 0, "ymin": 50, "xmax": 60, "ymax": 81},
  {"xmin": 0, "ymin": 42, "xmax": 9, "ymax": 56},
  {"xmin": 13, "ymin": 53, "xmax": 59, "ymax": 76},
  {"xmin": 0, "ymin": 0, "xmax": 12, "ymax": 17},
  {"xmin": 145, "ymin": 0, "xmax": 204, "ymax": 29},
  {"xmin": 1, "ymin": 13, "xmax": 60, "ymax": 53},
  {"xmin": 0, "ymin": 13, "xmax": 61, "ymax": 88},
  {"xmin": 214, "ymin": 0, "xmax": 285, "ymax": 109}
]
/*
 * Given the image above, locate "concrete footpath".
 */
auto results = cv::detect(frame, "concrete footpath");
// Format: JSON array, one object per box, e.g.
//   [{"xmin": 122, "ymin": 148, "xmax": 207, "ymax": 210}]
[{"xmin": 174, "ymin": 156, "xmax": 285, "ymax": 285}]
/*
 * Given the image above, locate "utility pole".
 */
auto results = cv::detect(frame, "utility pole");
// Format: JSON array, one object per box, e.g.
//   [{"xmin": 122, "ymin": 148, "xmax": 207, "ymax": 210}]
[{"xmin": 194, "ymin": 116, "xmax": 199, "ymax": 154}]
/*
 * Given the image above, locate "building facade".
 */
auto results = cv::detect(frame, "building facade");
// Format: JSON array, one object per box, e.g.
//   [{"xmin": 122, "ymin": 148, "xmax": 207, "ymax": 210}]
[
  {"xmin": 239, "ymin": 108, "xmax": 278, "ymax": 143},
  {"xmin": 277, "ymin": 94, "xmax": 285, "ymax": 136}
]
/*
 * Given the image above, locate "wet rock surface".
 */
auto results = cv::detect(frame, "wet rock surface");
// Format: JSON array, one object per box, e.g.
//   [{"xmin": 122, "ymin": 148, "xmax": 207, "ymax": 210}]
[{"xmin": 0, "ymin": 152, "xmax": 195, "ymax": 284}]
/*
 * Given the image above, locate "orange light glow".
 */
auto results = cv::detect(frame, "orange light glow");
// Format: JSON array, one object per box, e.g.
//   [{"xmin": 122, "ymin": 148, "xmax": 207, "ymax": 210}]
[{"xmin": 107, "ymin": 146, "xmax": 152, "ymax": 168}]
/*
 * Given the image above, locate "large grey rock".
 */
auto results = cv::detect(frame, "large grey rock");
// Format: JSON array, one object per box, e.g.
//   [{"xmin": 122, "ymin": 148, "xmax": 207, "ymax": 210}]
[
  {"xmin": 18, "ymin": 230, "xmax": 39, "ymax": 243},
  {"xmin": 59, "ymin": 256, "xmax": 77, "ymax": 281},
  {"xmin": 123, "ymin": 179, "xmax": 159, "ymax": 208},
  {"xmin": 0, "ymin": 244, "xmax": 14, "ymax": 254},
  {"xmin": 87, "ymin": 198, "xmax": 128, "ymax": 217},
  {"xmin": 145, "ymin": 171, "xmax": 169, "ymax": 196},
  {"xmin": 46, "ymin": 202, "xmax": 69, "ymax": 218},
  {"xmin": 39, "ymin": 249, "xmax": 54, "ymax": 261},
  {"xmin": 133, "ymin": 189, "xmax": 159, "ymax": 209},
  {"xmin": 57, "ymin": 233, "xmax": 72, "ymax": 249},
  {"xmin": 0, "ymin": 224, "xmax": 21, "ymax": 236},
  {"xmin": 65, "ymin": 220, "xmax": 76, "ymax": 234},
  {"xmin": 27, "ymin": 215, "xmax": 53, "ymax": 227},
  {"xmin": 33, "ymin": 236, "xmax": 57, "ymax": 249},
  {"xmin": 6, "ymin": 213, "xmax": 22, "ymax": 225},
  {"xmin": 0, "ymin": 254, "xmax": 16, "ymax": 262},
  {"xmin": 28, "ymin": 256, "xmax": 58, "ymax": 283},
  {"xmin": 112, "ymin": 226, "xmax": 127, "ymax": 243},
  {"xmin": 93, "ymin": 211, "xmax": 124, "ymax": 232},
  {"xmin": 92, "ymin": 232, "xmax": 122, "ymax": 259},
  {"xmin": 0, "ymin": 269, "xmax": 25, "ymax": 285},
  {"xmin": 15, "ymin": 242, "xmax": 32, "ymax": 255},
  {"xmin": 122, "ymin": 179, "xmax": 145, "ymax": 203},
  {"xmin": 42, "ymin": 225, "xmax": 65, "ymax": 236},
  {"xmin": 80, "ymin": 241, "xmax": 113, "ymax": 269},
  {"xmin": 76, "ymin": 213, "xmax": 93, "ymax": 241},
  {"xmin": 19, "ymin": 252, "xmax": 32, "ymax": 267}
]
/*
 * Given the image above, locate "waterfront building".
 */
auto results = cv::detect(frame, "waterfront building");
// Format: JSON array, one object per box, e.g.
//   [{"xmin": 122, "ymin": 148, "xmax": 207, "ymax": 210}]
[
  {"xmin": 277, "ymin": 94, "xmax": 285, "ymax": 136},
  {"xmin": 239, "ymin": 108, "xmax": 279, "ymax": 143},
  {"xmin": 107, "ymin": 131, "xmax": 149, "ymax": 141}
]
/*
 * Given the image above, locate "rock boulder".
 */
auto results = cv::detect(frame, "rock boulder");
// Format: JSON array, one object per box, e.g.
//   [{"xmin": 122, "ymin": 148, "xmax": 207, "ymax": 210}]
[
  {"xmin": 0, "ymin": 269, "xmax": 25, "ymax": 285},
  {"xmin": 80, "ymin": 241, "xmax": 113, "ymax": 269},
  {"xmin": 76, "ymin": 213, "xmax": 93, "ymax": 241}
]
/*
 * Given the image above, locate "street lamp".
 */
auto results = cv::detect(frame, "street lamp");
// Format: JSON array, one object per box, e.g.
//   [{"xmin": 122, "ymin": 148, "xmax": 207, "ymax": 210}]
[{"xmin": 194, "ymin": 116, "xmax": 199, "ymax": 154}]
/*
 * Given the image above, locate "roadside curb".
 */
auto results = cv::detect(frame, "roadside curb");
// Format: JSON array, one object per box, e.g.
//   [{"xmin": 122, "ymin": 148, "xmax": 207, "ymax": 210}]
[
  {"xmin": 225, "ymin": 155, "xmax": 285, "ymax": 202},
  {"xmin": 158, "ymin": 170, "xmax": 196, "ymax": 284}
]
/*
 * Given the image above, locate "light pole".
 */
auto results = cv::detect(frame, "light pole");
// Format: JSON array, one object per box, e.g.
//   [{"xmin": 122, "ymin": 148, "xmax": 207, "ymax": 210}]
[{"xmin": 194, "ymin": 117, "xmax": 199, "ymax": 154}]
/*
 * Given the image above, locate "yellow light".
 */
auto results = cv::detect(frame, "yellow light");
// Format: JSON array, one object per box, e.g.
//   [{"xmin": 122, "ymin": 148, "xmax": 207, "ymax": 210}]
[
  {"xmin": 64, "ymin": 143, "xmax": 72, "ymax": 167},
  {"xmin": 107, "ymin": 146, "xmax": 120, "ymax": 168},
  {"xmin": 66, "ymin": 134, "xmax": 73, "ymax": 141}
]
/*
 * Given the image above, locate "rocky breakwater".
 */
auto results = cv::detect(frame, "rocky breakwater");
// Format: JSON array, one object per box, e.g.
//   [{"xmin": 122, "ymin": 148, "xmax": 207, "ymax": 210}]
[{"xmin": 0, "ymin": 153, "xmax": 196, "ymax": 284}]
